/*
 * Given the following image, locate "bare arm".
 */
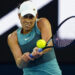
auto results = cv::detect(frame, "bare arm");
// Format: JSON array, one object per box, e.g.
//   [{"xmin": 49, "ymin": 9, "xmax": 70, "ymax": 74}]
[
  {"xmin": 38, "ymin": 18, "xmax": 53, "ymax": 54},
  {"xmin": 32, "ymin": 18, "xmax": 53, "ymax": 56},
  {"xmin": 7, "ymin": 31, "xmax": 34, "ymax": 69}
]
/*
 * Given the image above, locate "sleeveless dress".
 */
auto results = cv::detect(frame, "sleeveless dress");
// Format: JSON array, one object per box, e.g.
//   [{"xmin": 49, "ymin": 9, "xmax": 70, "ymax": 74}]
[{"xmin": 17, "ymin": 21, "xmax": 62, "ymax": 75}]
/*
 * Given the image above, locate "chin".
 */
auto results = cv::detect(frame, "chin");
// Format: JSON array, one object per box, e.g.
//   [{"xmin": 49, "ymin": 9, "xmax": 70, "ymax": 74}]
[
  {"xmin": 26, "ymin": 26, "xmax": 34, "ymax": 30},
  {"xmin": 25, "ymin": 28, "xmax": 32, "ymax": 31}
]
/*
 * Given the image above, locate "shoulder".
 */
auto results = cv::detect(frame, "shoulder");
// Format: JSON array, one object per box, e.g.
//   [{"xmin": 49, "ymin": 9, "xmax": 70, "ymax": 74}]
[
  {"xmin": 37, "ymin": 18, "xmax": 51, "ymax": 25},
  {"xmin": 7, "ymin": 30, "xmax": 18, "ymax": 43},
  {"xmin": 37, "ymin": 18, "xmax": 51, "ymax": 30}
]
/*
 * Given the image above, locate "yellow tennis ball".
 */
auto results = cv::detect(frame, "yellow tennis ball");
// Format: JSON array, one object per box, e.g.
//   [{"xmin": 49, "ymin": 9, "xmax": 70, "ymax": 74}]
[{"xmin": 36, "ymin": 39, "xmax": 46, "ymax": 48}]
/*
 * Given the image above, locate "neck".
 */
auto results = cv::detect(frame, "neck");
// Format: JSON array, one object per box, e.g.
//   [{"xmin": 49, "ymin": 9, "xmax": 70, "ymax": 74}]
[{"xmin": 21, "ymin": 28, "xmax": 32, "ymax": 34}]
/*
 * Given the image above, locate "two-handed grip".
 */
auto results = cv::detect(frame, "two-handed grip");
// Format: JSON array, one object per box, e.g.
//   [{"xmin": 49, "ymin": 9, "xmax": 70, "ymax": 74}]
[{"xmin": 29, "ymin": 48, "xmax": 43, "ymax": 58}]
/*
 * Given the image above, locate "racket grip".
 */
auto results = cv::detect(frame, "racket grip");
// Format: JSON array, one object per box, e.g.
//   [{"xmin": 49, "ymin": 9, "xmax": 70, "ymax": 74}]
[
  {"xmin": 29, "ymin": 54, "xmax": 34, "ymax": 58},
  {"xmin": 29, "ymin": 48, "xmax": 43, "ymax": 58},
  {"xmin": 38, "ymin": 48, "xmax": 43, "ymax": 52}
]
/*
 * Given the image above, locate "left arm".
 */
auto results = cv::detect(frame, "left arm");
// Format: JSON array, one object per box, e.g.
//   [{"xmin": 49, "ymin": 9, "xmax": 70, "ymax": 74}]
[
  {"xmin": 32, "ymin": 18, "xmax": 53, "ymax": 57},
  {"xmin": 37, "ymin": 18, "xmax": 53, "ymax": 54}
]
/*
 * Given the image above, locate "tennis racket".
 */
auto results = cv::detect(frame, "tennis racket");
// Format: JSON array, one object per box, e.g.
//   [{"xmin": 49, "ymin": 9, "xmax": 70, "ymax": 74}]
[{"xmin": 30, "ymin": 16, "xmax": 75, "ymax": 58}]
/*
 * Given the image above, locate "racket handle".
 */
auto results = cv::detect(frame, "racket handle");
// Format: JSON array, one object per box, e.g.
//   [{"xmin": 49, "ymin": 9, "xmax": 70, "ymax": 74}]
[
  {"xmin": 38, "ymin": 48, "xmax": 43, "ymax": 52},
  {"xmin": 29, "ymin": 54, "xmax": 34, "ymax": 58},
  {"xmin": 29, "ymin": 48, "xmax": 43, "ymax": 58}
]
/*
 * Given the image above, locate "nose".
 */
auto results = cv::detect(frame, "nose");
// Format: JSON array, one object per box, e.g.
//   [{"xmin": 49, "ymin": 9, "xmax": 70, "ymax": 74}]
[
  {"xmin": 23, "ymin": 20, "xmax": 31, "ymax": 23},
  {"xmin": 26, "ymin": 21, "xmax": 31, "ymax": 23},
  {"xmin": 25, "ymin": 21, "xmax": 31, "ymax": 24}
]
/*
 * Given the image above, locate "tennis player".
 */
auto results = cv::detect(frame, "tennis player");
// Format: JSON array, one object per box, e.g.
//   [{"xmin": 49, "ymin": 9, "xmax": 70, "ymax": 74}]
[{"xmin": 7, "ymin": 0, "xmax": 62, "ymax": 75}]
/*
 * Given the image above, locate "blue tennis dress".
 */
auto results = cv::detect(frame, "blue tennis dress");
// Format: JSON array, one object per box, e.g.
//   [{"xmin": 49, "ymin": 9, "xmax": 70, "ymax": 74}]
[{"xmin": 17, "ymin": 21, "xmax": 62, "ymax": 75}]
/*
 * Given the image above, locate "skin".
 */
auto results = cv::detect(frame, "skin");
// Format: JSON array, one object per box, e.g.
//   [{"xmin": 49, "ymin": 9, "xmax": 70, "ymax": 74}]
[
  {"xmin": 7, "ymin": 13, "xmax": 53, "ymax": 69},
  {"xmin": 18, "ymin": 14, "xmax": 37, "ymax": 34}
]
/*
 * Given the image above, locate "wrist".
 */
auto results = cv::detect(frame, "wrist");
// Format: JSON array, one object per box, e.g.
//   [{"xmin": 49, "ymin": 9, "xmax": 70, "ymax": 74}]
[
  {"xmin": 16, "ymin": 57, "xmax": 27, "ymax": 69},
  {"xmin": 16, "ymin": 58, "xmax": 23, "ymax": 69}
]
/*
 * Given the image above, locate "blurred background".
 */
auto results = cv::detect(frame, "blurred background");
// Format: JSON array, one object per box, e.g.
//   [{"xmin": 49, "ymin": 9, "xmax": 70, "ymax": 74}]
[{"xmin": 0, "ymin": 0, "xmax": 75, "ymax": 75}]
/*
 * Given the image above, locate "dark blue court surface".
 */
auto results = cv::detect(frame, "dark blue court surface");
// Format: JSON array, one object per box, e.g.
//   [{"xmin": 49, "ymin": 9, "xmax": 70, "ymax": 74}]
[{"xmin": 0, "ymin": 64, "xmax": 75, "ymax": 75}]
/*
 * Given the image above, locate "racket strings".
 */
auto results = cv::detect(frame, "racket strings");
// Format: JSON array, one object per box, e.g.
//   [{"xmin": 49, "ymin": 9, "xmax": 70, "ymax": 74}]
[
  {"xmin": 52, "ymin": 16, "xmax": 75, "ymax": 48},
  {"xmin": 53, "ymin": 36, "xmax": 74, "ymax": 48}
]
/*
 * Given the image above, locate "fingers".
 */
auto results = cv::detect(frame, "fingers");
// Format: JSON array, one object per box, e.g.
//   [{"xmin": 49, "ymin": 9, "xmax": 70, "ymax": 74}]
[
  {"xmin": 32, "ymin": 49, "xmax": 39, "ymax": 56},
  {"xmin": 31, "ymin": 47, "xmax": 43, "ymax": 58},
  {"xmin": 21, "ymin": 52, "xmax": 34, "ymax": 63},
  {"xmin": 32, "ymin": 47, "xmax": 39, "ymax": 56},
  {"xmin": 25, "ymin": 52, "xmax": 34, "ymax": 61}
]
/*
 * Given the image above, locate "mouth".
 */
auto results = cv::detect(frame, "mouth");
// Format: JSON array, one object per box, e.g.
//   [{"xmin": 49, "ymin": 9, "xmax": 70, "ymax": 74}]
[
  {"xmin": 25, "ymin": 25, "xmax": 31, "ymax": 28},
  {"xmin": 25, "ymin": 25, "xmax": 32, "ymax": 29}
]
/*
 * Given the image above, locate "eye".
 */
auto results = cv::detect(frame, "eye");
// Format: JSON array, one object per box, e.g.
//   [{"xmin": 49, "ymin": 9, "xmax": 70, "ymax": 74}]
[
  {"xmin": 23, "ymin": 14, "xmax": 34, "ymax": 19},
  {"xmin": 23, "ymin": 15, "xmax": 28, "ymax": 18},
  {"xmin": 29, "ymin": 15, "xmax": 34, "ymax": 19}
]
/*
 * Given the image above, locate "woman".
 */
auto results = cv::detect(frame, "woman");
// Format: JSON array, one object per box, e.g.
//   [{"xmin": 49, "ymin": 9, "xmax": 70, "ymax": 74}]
[{"xmin": 7, "ymin": 0, "xmax": 62, "ymax": 75}]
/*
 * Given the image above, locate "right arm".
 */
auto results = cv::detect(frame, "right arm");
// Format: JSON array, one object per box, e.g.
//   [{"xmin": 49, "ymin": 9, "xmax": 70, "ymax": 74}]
[{"xmin": 7, "ymin": 31, "xmax": 34, "ymax": 69}]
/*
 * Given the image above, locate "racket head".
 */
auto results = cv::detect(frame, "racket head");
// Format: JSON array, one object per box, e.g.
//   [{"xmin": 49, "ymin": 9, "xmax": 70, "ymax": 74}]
[{"xmin": 53, "ymin": 16, "xmax": 75, "ymax": 48}]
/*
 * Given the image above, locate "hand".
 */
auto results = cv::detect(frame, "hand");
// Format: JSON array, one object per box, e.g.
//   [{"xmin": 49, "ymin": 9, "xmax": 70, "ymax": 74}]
[
  {"xmin": 16, "ymin": 52, "xmax": 35, "ymax": 68},
  {"xmin": 31, "ymin": 47, "xmax": 43, "ymax": 59},
  {"xmin": 21, "ymin": 52, "xmax": 34, "ymax": 63}
]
